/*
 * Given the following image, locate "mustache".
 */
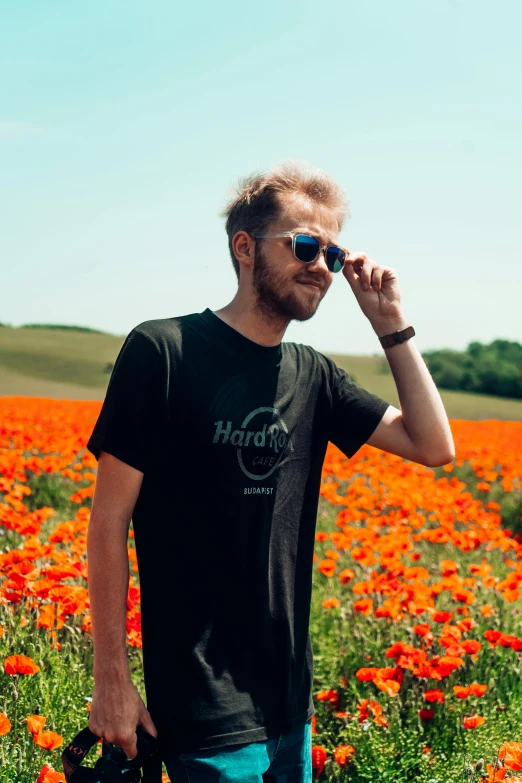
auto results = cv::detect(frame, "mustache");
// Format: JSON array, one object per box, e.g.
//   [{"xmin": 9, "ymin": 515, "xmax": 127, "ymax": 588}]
[{"xmin": 296, "ymin": 277, "xmax": 324, "ymax": 288}]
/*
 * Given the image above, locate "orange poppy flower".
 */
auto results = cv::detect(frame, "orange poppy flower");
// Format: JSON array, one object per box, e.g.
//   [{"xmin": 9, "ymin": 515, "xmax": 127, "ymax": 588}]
[
  {"xmin": 484, "ymin": 764, "xmax": 507, "ymax": 781},
  {"xmin": 456, "ymin": 617, "xmax": 476, "ymax": 633},
  {"xmin": 315, "ymin": 532, "xmax": 329, "ymax": 542},
  {"xmin": 423, "ymin": 689, "xmax": 444, "ymax": 703},
  {"xmin": 0, "ymin": 713, "xmax": 11, "ymax": 735},
  {"xmin": 33, "ymin": 731, "xmax": 64, "ymax": 750},
  {"xmin": 36, "ymin": 765, "xmax": 66, "ymax": 783},
  {"xmin": 339, "ymin": 568, "xmax": 355, "ymax": 585},
  {"xmin": 453, "ymin": 685, "xmax": 471, "ymax": 699},
  {"xmin": 355, "ymin": 668, "xmax": 379, "ymax": 682},
  {"xmin": 353, "ymin": 598, "xmax": 373, "ymax": 616},
  {"xmin": 322, "ymin": 598, "xmax": 340, "ymax": 609},
  {"xmin": 440, "ymin": 560, "xmax": 459, "ymax": 576},
  {"xmin": 499, "ymin": 742, "xmax": 522, "ymax": 771},
  {"xmin": 311, "ymin": 745, "xmax": 328, "ymax": 776},
  {"xmin": 460, "ymin": 640, "xmax": 482, "ymax": 654},
  {"xmin": 463, "ymin": 714, "xmax": 485, "ymax": 729},
  {"xmin": 484, "ymin": 629, "xmax": 502, "ymax": 646},
  {"xmin": 413, "ymin": 624, "xmax": 431, "ymax": 637},
  {"xmin": 333, "ymin": 744, "xmax": 356, "ymax": 767},
  {"xmin": 432, "ymin": 611, "xmax": 453, "ymax": 623},
  {"xmin": 316, "ymin": 689, "xmax": 340, "ymax": 707},
  {"xmin": 317, "ymin": 559, "xmax": 337, "ymax": 577},
  {"xmin": 4, "ymin": 655, "xmax": 41, "ymax": 675},
  {"xmin": 469, "ymin": 683, "xmax": 488, "ymax": 697},
  {"xmin": 26, "ymin": 715, "xmax": 47, "ymax": 734},
  {"xmin": 451, "ymin": 588, "xmax": 475, "ymax": 605},
  {"xmin": 324, "ymin": 549, "xmax": 340, "ymax": 561},
  {"xmin": 374, "ymin": 678, "xmax": 401, "ymax": 697}
]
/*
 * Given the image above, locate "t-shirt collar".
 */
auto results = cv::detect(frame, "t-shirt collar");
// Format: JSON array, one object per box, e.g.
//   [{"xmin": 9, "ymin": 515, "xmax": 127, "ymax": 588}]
[{"xmin": 199, "ymin": 308, "xmax": 283, "ymax": 362}]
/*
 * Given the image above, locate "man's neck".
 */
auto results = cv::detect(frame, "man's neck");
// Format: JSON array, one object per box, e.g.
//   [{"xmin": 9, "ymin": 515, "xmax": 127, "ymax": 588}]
[{"xmin": 212, "ymin": 300, "xmax": 288, "ymax": 348}]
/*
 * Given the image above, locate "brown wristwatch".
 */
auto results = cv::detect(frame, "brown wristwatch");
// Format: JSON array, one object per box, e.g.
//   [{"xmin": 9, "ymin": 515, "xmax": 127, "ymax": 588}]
[{"xmin": 378, "ymin": 325, "xmax": 415, "ymax": 349}]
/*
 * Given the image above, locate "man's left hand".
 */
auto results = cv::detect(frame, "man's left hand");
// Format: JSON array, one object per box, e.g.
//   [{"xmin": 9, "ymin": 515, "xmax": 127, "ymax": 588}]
[{"xmin": 342, "ymin": 251, "xmax": 403, "ymax": 326}]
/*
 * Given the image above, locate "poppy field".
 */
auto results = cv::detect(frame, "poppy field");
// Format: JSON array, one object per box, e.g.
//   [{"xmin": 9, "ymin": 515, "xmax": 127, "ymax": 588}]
[{"xmin": 0, "ymin": 396, "xmax": 522, "ymax": 782}]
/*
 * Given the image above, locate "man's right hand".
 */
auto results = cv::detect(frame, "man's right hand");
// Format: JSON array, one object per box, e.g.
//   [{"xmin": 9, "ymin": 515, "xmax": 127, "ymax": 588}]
[{"xmin": 88, "ymin": 678, "xmax": 158, "ymax": 761}]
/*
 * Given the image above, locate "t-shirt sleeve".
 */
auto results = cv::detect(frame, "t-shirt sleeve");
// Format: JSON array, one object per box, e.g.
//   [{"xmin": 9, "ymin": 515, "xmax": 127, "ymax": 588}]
[
  {"xmin": 86, "ymin": 329, "xmax": 165, "ymax": 473},
  {"xmin": 325, "ymin": 356, "xmax": 390, "ymax": 459}
]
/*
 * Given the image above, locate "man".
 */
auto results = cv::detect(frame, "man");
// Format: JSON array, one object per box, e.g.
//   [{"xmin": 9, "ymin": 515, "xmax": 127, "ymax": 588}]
[{"xmin": 86, "ymin": 160, "xmax": 455, "ymax": 782}]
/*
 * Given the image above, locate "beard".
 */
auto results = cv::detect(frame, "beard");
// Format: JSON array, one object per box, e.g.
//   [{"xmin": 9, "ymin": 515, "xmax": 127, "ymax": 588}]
[{"xmin": 251, "ymin": 242, "xmax": 326, "ymax": 325}]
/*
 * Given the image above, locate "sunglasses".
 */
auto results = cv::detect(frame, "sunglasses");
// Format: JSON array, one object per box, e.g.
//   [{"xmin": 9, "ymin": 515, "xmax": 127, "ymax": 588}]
[{"xmin": 251, "ymin": 231, "xmax": 347, "ymax": 273}]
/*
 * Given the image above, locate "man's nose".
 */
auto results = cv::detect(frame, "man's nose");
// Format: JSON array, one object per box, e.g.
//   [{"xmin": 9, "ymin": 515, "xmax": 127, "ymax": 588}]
[{"xmin": 307, "ymin": 249, "xmax": 330, "ymax": 275}]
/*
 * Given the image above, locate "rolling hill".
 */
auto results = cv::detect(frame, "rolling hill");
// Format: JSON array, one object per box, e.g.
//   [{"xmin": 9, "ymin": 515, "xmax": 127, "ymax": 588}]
[{"xmin": 1, "ymin": 325, "xmax": 521, "ymax": 420}]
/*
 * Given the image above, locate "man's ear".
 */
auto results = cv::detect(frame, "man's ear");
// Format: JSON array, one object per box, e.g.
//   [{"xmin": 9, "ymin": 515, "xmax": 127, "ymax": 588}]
[{"xmin": 232, "ymin": 231, "xmax": 255, "ymax": 271}]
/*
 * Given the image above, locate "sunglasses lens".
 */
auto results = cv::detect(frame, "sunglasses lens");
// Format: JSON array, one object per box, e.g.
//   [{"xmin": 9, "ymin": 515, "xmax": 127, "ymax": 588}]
[
  {"xmin": 326, "ymin": 246, "xmax": 346, "ymax": 273},
  {"xmin": 294, "ymin": 234, "xmax": 320, "ymax": 263}
]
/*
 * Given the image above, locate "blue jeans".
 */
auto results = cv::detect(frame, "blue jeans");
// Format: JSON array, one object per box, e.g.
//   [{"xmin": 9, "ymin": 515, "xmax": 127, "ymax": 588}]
[{"xmin": 164, "ymin": 718, "xmax": 312, "ymax": 783}]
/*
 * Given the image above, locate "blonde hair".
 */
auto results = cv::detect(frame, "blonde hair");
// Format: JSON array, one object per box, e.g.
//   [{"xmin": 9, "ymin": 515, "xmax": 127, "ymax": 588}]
[{"xmin": 220, "ymin": 159, "xmax": 350, "ymax": 281}]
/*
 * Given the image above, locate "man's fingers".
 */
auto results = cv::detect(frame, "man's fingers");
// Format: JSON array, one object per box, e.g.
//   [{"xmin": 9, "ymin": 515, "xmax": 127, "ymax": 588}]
[
  {"xmin": 343, "ymin": 262, "xmax": 359, "ymax": 283},
  {"xmin": 121, "ymin": 733, "xmax": 138, "ymax": 760},
  {"xmin": 346, "ymin": 251, "xmax": 368, "ymax": 263},
  {"xmin": 371, "ymin": 267, "xmax": 384, "ymax": 291},
  {"xmin": 140, "ymin": 712, "xmax": 158, "ymax": 740},
  {"xmin": 351, "ymin": 256, "xmax": 374, "ymax": 290}
]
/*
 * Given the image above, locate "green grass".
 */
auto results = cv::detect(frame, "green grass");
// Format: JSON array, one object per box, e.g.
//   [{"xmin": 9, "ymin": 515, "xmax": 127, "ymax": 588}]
[
  {"xmin": 1, "ymin": 327, "xmax": 521, "ymax": 420},
  {"xmin": 323, "ymin": 353, "xmax": 522, "ymax": 421},
  {"xmin": 0, "ymin": 327, "xmax": 124, "ymax": 389}
]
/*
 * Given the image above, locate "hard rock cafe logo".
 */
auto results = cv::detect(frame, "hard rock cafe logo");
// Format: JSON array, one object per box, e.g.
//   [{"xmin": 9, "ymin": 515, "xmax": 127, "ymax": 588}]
[{"xmin": 212, "ymin": 406, "xmax": 292, "ymax": 480}]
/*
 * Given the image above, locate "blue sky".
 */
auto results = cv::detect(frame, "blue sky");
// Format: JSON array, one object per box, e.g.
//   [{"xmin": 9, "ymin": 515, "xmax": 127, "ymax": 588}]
[{"xmin": 1, "ymin": 0, "xmax": 520, "ymax": 355}]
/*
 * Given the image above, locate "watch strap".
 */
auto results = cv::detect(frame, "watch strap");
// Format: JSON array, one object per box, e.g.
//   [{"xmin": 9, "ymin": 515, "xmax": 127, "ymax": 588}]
[{"xmin": 378, "ymin": 325, "xmax": 415, "ymax": 349}]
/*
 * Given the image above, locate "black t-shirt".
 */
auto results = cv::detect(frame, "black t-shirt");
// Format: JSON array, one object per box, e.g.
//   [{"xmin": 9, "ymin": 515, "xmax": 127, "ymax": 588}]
[{"xmin": 86, "ymin": 308, "xmax": 390, "ymax": 753}]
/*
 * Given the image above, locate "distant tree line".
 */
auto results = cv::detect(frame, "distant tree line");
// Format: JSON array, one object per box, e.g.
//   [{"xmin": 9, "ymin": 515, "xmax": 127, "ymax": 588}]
[
  {"xmin": 380, "ymin": 339, "xmax": 522, "ymax": 399},
  {"xmin": 423, "ymin": 340, "xmax": 522, "ymax": 398}
]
